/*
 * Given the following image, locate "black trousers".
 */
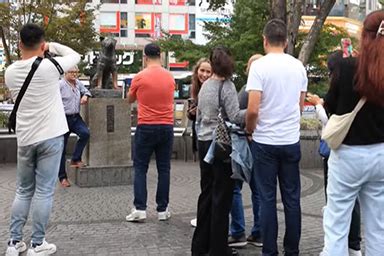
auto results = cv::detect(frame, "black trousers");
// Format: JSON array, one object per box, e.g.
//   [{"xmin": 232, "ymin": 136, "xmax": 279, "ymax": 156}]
[
  {"xmin": 323, "ymin": 158, "xmax": 361, "ymax": 251},
  {"xmin": 191, "ymin": 141, "xmax": 235, "ymax": 256}
]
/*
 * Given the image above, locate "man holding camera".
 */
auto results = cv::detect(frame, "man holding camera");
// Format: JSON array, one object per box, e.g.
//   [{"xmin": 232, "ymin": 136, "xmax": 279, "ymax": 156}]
[{"xmin": 5, "ymin": 24, "xmax": 80, "ymax": 256}]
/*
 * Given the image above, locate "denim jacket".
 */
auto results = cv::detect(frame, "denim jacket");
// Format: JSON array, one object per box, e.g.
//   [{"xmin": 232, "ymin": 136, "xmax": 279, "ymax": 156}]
[{"xmin": 204, "ymin": 122, "xmax": 253, "ymax": 183}]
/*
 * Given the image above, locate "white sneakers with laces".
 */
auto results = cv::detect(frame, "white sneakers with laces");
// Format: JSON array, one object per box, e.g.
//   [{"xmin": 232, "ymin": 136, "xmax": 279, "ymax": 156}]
[
  {"xmin": 5, "ymin": 241, "xmax": 27, "ymax": 256},
  {"xmin": 158, "ymin": 208, "xmax": 171, "ymax": 221},
  {"xmin": 126, "ymin": 208, "xmax": 147, "ymax": 222},
  {"xmin": 27, "ymin": 240, "xmax": 56, "ymax": 256}
]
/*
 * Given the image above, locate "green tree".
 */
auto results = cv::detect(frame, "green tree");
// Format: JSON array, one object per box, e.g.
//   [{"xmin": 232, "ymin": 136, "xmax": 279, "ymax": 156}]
[
  {"xmin": 0, "ymin": 0, "xmax": 98, "ymax": 65},
  {"xmin": 159, "ymin": 0, "xmax": 269, "ymax": 89}
]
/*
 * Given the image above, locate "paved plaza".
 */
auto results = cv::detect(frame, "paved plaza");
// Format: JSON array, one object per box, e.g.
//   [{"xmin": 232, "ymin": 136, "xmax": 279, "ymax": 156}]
[{"xmin": 0, "ymin": 161, "xmax": 327, "ymax": 256}]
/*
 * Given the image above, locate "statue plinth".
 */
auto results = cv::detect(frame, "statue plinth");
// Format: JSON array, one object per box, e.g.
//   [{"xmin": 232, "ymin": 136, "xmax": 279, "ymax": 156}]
[{"xmin": 68, "ymin": 88, "xmax": 133, "ymax": 187}]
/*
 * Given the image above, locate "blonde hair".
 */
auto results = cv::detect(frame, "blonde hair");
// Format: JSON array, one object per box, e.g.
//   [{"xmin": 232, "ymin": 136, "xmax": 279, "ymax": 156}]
[{"xmin": 246, "ymin": 54, "xmax": 263, "ymax": 75}]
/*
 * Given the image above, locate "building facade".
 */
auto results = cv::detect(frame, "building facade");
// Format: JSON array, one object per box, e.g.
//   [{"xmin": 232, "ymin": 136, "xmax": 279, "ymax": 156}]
[{"xmin": 87, "ymin": 0, "xmax": 196, "ymax": 48}]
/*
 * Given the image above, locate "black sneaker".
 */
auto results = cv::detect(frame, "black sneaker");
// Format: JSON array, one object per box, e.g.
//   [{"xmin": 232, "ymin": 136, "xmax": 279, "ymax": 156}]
[
  {"xmin": 228, "ymin": 234, "xmax": 247, "ymax": 248},
  {"xmin": 246, "ymin": 234, "xmax": 263, "ymax": 247}
]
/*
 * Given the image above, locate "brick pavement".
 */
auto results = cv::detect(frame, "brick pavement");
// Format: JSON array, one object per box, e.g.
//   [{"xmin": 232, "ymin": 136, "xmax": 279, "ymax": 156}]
[{"xmin": 0, "ymin": 161, "xmax": 327, "ymax": 256}]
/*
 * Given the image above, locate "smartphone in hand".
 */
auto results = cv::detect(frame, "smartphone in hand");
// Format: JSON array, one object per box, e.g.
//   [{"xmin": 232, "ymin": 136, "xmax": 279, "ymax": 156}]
[{"xmin": 341, "ymin": 38, "xmax": 353, "ymax": 58}]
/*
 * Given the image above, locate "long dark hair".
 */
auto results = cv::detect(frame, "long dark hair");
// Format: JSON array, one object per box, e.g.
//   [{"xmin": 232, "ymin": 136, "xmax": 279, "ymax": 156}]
[
  {"xmin": 191, "ymin": 58, "xmax": 210, "ymax": 100},
  {"xmin": 355, "ymin": 10, "xmax": 384, "ymax": 106}
]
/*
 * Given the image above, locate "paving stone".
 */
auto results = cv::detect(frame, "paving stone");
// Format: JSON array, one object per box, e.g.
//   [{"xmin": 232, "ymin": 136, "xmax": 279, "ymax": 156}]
[{"xmin": 0, "ymin": 162, "xmax": 352, "ymax": 255}]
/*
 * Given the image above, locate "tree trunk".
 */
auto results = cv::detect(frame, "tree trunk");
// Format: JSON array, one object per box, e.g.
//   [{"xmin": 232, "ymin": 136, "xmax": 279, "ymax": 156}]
[
  {"xmin": 287, "ymin": 0, "xmax": 305, "ymax": 55},
  {"xmin": 271, "ymin": 0, "xmax": 287, "ymax": 23},
  {"xmin": 298, "ymin": 0, "xmax": 336, "ymax": 65},
  {"xmin": 0, "ymin": 26, "xmax": 12, "ymax": 66}
]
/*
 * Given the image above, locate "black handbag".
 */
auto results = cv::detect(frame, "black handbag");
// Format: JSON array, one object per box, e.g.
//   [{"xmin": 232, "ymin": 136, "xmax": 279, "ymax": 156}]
[
  {"xmin": 8, "ymin": 57, "xmax": 43, "ymax": 134},
  {"xmin": 214, "ymin": 81, "xmax": 232, "ymax": 161}
]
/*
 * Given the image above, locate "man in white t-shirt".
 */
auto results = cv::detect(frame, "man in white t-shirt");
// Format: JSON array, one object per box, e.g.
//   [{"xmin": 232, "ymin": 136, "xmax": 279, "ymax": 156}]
[
  {"xmin": 4, "ymin": 24, "xmax": 80, "ymax": 256},
  {"xmin": 245, "ymin": 19, "xmax": 308, "ymax": 256}
]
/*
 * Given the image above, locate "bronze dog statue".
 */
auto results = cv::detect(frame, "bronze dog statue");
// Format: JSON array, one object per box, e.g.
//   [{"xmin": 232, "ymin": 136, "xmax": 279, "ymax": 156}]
[{"xmin": 91, "ymin": 37, "xmax": 118, "ymax": 89}]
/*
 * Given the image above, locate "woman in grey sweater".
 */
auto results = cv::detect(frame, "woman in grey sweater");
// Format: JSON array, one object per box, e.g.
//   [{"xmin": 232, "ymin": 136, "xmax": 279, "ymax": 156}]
[{"xmin": 191, "ymin": 46, "xmax": 245, "ymax": 256}]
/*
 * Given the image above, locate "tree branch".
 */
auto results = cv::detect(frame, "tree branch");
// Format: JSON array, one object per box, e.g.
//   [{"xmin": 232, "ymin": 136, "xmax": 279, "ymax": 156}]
[{"xmin": 298, "ymin": 0, "xmax": 336, "ymax": 65}]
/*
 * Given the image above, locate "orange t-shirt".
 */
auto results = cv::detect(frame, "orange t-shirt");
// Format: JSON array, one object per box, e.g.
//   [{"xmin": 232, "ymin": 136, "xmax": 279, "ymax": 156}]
[{"xmin": 129, "ymin": 66, "xmax": 175, "ymax": 125}]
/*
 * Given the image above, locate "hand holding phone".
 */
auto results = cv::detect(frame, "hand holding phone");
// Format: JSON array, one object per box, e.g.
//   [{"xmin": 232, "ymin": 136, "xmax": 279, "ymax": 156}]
[{"xmin": 341, "ymin": 38, "xmax": 353, "ymax": 58}]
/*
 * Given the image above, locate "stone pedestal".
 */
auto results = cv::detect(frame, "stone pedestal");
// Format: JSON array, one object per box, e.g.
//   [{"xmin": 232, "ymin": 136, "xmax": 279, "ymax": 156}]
[{"xmin": 70, "ymin": 89, "xmax": 133, "ymax": 187}]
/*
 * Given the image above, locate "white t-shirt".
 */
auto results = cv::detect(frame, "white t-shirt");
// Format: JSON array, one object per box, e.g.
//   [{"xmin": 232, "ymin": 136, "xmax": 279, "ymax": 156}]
[
  {"xmin": 246, "ymin": 53, "xmax": 308, "ymax": 145},
  {"xmin": 5, "ymin": 43, "xmax": 80, "ymax": 146}
]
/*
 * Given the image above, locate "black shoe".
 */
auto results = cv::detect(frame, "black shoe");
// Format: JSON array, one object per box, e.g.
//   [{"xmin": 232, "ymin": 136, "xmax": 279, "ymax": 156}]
[
  {"xmin": 228, "ymin": 234, "xmax": 247, "ymax": 248},
  {"xmin": 246, "ymin": 234, "xmax": 263, "ymax": 247}
]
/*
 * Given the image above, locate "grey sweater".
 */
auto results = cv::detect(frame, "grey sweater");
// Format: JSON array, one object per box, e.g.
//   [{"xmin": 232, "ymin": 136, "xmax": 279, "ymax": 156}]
[{"xmin": 196, "ymin": 78, "xmax": 246, "ymax": 141}]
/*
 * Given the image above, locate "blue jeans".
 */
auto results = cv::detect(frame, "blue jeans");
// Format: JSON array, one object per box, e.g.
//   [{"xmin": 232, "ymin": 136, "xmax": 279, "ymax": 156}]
[
  {"xmin": 322, "ymin": 144, "xmax": 384, "ymax": 256},
  {"xmin": 230, "ymin": 143, "xmax": 262, "ymax": 239},
  {"xmin": 9, "ymin": 136, "xmax": 64, "ymax": 244},
  {"xmin": 253, "ymin": 141, "xmax": 301, "ymax": 256},
  {"xmin": 59, "ymin": 114, "xmax": 90, "ymax": 180},
  {"xmin": 133, "ymin": 124, "xmax": 173, "ymax": 212}
]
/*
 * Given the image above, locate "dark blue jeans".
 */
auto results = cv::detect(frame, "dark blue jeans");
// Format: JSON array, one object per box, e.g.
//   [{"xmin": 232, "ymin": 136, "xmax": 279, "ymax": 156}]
[
  {"xmin": 59, "ymin": 114, "xmax": 90, "ymax": 181},
  {"xmin": 230, "ymin": 153, "xmax": 262, "ymax": 239},
  {"xmin": 253, "ymin": 141, "xmax": 301, "ymax": 256},
  {"xmin": 133, "ymin": 124, "xmax": 173, "ymax": 212}
]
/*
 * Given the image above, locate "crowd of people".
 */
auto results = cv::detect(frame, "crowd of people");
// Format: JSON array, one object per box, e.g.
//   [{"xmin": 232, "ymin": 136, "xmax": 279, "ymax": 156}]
[{"xmin": 4, "ymin": 9, "xmax": 384, "ymax": 256}]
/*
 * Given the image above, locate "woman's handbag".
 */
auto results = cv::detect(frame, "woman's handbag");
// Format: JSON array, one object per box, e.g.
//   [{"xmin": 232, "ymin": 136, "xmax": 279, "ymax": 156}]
[
  {"xmin": 214, "ymin": 82, "xmax": 232, "ymax": 160},
  {"xmin": 321, "ymin": 98, "xmax": 366, "ymax": 150}
]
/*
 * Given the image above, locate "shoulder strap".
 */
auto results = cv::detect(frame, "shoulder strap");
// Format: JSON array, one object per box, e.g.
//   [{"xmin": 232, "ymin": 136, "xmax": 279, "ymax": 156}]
[
  {"xmin": 11, "ymin": 57, "xmax": 43, "ymax": 120},
  {"xmin": 352, "ymin": 97, "xmax": 366, "ymax": 114},
  {"xmin": 218, "ymin": 80, "xmax": 228, "ymax": 119},
  {"xmin": 48, "ymin": 57, "xmax": 64, "ymax": 75}
]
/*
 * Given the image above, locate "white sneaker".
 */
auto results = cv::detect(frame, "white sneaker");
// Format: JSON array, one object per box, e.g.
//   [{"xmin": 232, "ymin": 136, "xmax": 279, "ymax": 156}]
[
  {"xmin": 190, "ymin": 218, "xmax": 197, "ymax": 227},
  {"xmin": 158, "ymin": 208, "xmax": 171, "ymax": 221},
  {"xmin": 349, "ymin": 249, "xmax": 362, "ymax": 256},
  {"xmin": 6, "ymin": 241, "xmax": 27, "ymax": 256},
  {"xmin": 126, "ymin": 208, "xmax": 146, "ymax": 222},
  {"xmin": 27, "ymin": 240, "xmax": 56, "ymax": 256}
]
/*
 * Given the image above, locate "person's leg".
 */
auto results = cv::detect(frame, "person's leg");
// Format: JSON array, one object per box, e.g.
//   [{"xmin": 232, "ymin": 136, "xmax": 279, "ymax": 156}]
[
  {"xmin": 133, "ymin": 125, "xmax": 156, "ymax": 211},
  {"xmin": 322, "ymin": 145, "xmax": 363, "ymax": 256},
  {"xmin": 348, "ymin": 199, "xmax": 361, "ymax": 251},
  {"xmin": 192, "ymin": 141, "xmax": 214, "ymax": 255},
  {"xmin": 154, "ymin": 125, "xmax": 174, "ymax": 212},
  {"xmin": 230, "ymin": 180, "xmax": 245, "ymax": 238},
  {"xmin": 278, "ymin": 142, "xmax": 301, "ymax": 256},
  {"xmin": 253, "ymin": 141, "xmax": 279, "ymax": 256},
  {"xmin": 9, "ymin": 144, "xmax": 37, "ymax": 242},
  {"xmin": 323, "ymin": 157, "xmax": 329, "ymax": 201},
  {"xmin": 58, "ymin": 132, "xmax": 70, "ymax": 181},
  {"xmin": 209, "ymin": 158, "xmax": 235, "ymax": 256},
  {"xmin": 358, "ymin": 144, "xmax": 384, "ymax": 256},
  {"xmin": 249, "ymin": 141, "xmax": 262, "ymax": 240},
  {"xmin": 70, "ymin": 114, "xmax": 90, "ymax": 162},
  {"xmin": 30, "ymin": 136, "xmax": 63, "ymax": 244}
]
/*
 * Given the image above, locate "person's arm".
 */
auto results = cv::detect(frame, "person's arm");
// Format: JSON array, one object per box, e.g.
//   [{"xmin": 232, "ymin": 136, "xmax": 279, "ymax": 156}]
[
  {"xmin": 222, "ymin": 81, "xmax": 246, "ymax": 126},
  {"xmin": 246, "ymin": 90, "xmax": 261, "ymax": 135},
  {"xmin": 48, "ymin": 42, "xmax": 81, "ymax": 72},
  {"xmin": 245, "ymin": 60, "xmax": 263, "ymax": 136},
  {"xmin": 127, "ymin": 75, "xmax": 139, "ymax": 103},
  {"xmin": 78, "ymin": 80, "xmax": 91, "ymax": 105},
  {"xmin": 300, "ymin": 65, "xmax": 308, "ymax": 113}
]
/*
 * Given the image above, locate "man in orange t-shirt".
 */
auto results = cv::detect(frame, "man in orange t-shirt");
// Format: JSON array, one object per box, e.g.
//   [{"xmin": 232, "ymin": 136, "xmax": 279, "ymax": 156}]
[{"xmin": 126, "ymin": 43, "xmax": 175, "ymax": 222}]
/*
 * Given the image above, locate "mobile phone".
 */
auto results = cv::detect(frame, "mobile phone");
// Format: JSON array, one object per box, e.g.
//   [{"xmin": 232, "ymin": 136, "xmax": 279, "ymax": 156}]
[
  {"xmin": 187, "ymin": 98, "xmax": 196, "ymax": 108},
  {"xmin": 341, "ymin": 38, "xmax": 353, "ymax": 58}
]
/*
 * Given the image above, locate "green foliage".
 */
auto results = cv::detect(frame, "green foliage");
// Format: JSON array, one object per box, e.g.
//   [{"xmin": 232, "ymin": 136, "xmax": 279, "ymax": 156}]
[
  {"xmin": 300, "ymin": 117, "xmax": 321, "ymax": 130},
  {"xmin": 0, "ymin": 0, "xmax": 98, "ymax": 60},
  {"xmin": 295, "ymin": 24, "xmax": 356, "ymax": 78},
  {"xmin": 159, "ymin": 0, "xmax": 269, "ymax": 90},
  {"xmin": 0, "ymin": 112, "xmax": 8, "ymax": 128},
  {"xmin": 308, "ymin": 79, "xmax": 330, "ymax": 98}
]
